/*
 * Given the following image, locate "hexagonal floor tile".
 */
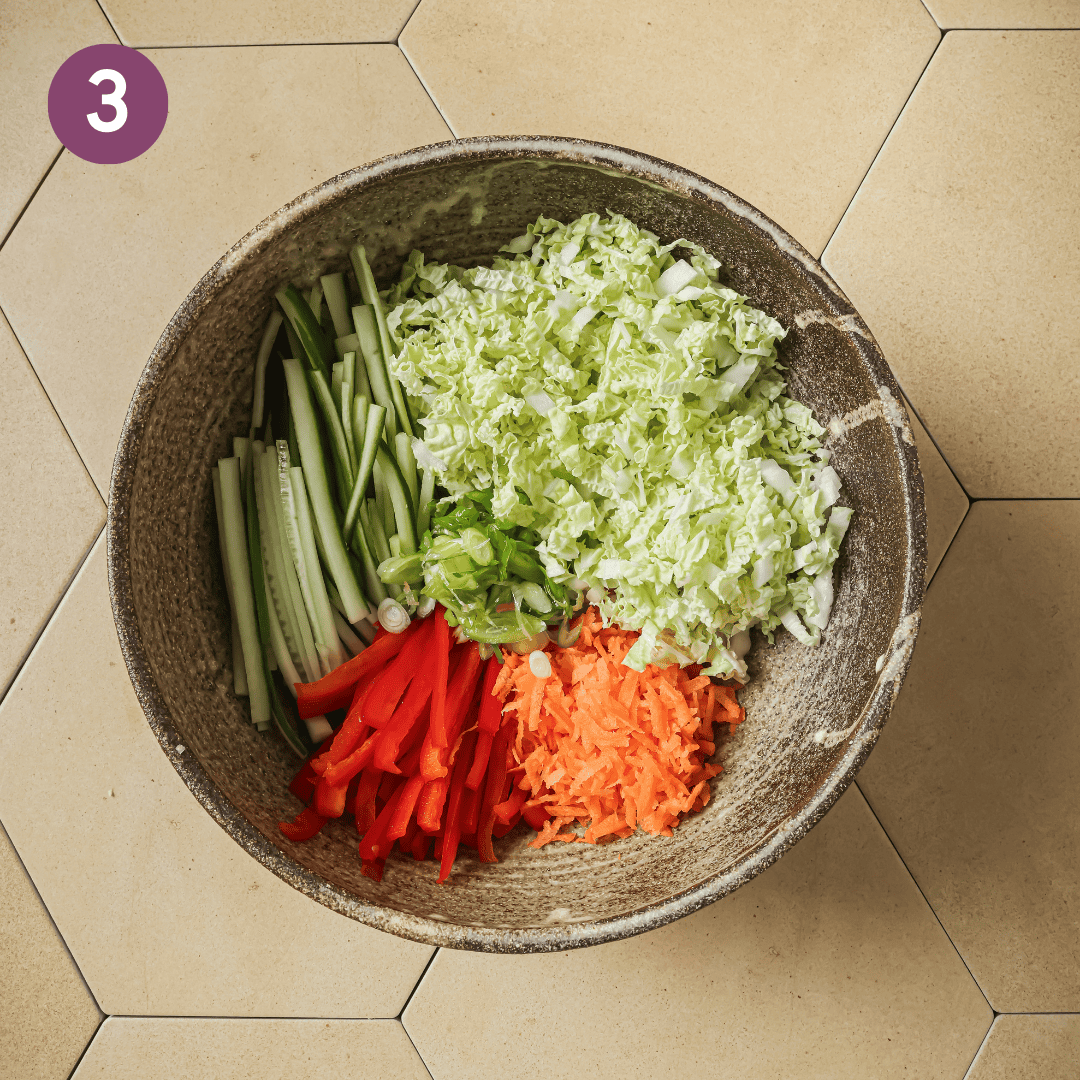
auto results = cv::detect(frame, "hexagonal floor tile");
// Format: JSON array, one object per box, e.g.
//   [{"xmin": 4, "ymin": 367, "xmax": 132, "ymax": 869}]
[
  {"xmin": 0, "ymin": 308, "xmax": 104, "ymax": 698},
  {"xmin": 0, "ymin": 0, "xmax": 117, "ymax": 240},
  {"xmin": 823, "ymin": 31, "xmax": 1080, "ymax": 498},
  {"xmin": 965, "ymin": 1015, "xmax": 1080, "ymax": 1080},
  {"xmin": 72, "ymin": 1018, "xmax": 429, "ymax": 1079},
  {"xmin": 906, "ymin": 395, "xmax": 968, "ymax": 583},
  {"xmin": 0, "ymin": 822, "xmax": 102, "ymax": 1080},
  {"xmin": 404, "ymin": 786, "xmax": 990, "ymax": 1080},
  {"xmin": 858, "ymin": 501, "xmax": 1080, "ymax": 1011},
  {"xmin": 400, "ymin": 0, "xmax": 939, "ymax": 256},
  {"xmin": 0, "ymin": 44, "xmax": 451, "ymax": 494},
  {"xmin": 101, "ymin": 0, "xmax": 421, "ymax": 47},
  {"xmin": 0, "ymin": 537, "xmax": 433, "ymax": 1017},
  {"xmin": 922, "ymin": 1, "xmax": 1080, "ymax": 28}
]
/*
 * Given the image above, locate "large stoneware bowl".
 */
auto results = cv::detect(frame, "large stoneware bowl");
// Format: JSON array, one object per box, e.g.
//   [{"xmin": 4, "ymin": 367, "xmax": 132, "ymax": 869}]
[{"xmin": 108, "ymin": 137, "xmax": 925, "ymax": 952}]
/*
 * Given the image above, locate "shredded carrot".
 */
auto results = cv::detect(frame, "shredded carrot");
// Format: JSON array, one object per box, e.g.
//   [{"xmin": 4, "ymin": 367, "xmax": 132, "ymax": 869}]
[{"xmin": 494, "ymin": 608, "xmax": 744, "ymax": 848}]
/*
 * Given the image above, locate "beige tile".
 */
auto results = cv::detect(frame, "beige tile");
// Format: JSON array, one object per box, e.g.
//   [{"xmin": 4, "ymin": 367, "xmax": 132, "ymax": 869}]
[
  {"xmin": 0, "ymin": 537, "xmax": 433, "ymax": 1017},
  {"xmin": 100, "ymin": 0, "xmax": 420, "ymax": 47},
  {"xmin": 73, "ymin": 1018, "xmax": 429, "ymax": 1079},
  {"xmin": 923, "ymin": 1, "xmax": 1080, "ymax": 28},
  {"xmin": 0, "ymin": 823, "xmax": 102, "ymax": 1080},
  {"xmin": 0, "ymin": 309, "xmax": 105, "ymax": 696},
  {"xmin": 0, "ymin": 45, "xmax": 451, "ymax": 493},
  {"xmin": 0, "ymin": 0, "xmax": 118, "ymax": 239},
  {"xmin": 401, "ymin": 0, "xmax": 939, "ymax": 257},
  {"xmin": 906, "ymin": 396, "xmax": 968, "ymax": 583},
  {"xmin": 859, "ymin": 502, "xmax": 1080, "ymax": 1011},
  {"xmin": 823, "ymin": 32, "xmax": 1080, "ymax": 498},
  {"xmin": 405, "ymin": 787, "xmax": 990, "ymax": 1080},
  {"xmin": 967, "ymin": 1015, "xmax": 1080, "ymax": 1080}
]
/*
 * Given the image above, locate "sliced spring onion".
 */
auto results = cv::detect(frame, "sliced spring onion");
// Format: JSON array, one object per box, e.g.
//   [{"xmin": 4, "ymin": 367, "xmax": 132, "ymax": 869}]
[
  {"xmin": 343, "ymin": 402, "xmax": 386, "ymax": 541},
  {"xmin": 375, "ymin": 443, "xmax": 418, "ymax": 554}
]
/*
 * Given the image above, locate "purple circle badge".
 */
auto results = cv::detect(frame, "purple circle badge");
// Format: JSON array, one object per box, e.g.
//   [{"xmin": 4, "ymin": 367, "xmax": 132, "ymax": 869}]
[{"xmin": 48, "ymin": 45, "xmax": 168, "ymax": 165}]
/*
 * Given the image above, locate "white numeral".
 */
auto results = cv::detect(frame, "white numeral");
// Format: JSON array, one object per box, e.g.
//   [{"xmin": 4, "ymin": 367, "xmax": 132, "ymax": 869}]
[{"xmin": 87, "ymin": 68, "xmax": 128, "ymax": 133}]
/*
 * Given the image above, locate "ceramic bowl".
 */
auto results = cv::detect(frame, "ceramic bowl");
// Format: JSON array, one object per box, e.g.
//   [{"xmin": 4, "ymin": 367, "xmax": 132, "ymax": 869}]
[{"xmin": 108, "ymin": 136, "xmax": 925, "ymax": 952}]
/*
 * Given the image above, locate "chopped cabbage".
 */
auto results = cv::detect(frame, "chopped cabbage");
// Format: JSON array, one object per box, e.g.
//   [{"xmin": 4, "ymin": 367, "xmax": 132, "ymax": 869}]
[{"xmin": 385, "ymin": 213, "xmax": 851, "ymax": 677}]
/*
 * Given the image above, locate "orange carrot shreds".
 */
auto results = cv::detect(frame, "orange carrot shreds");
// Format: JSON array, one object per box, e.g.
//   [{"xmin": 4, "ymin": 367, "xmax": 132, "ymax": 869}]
[{"xmin": 497, "ymin": 607, "xmax": 735, "ymax": 848}]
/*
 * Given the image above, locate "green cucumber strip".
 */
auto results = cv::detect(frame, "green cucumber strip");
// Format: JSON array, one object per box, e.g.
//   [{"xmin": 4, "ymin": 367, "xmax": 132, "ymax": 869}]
[
  {"xmin": 394, "ymin": 430, "xmax": 419, "ymax": 507},
  {"xmin": 331, "ymin": 361, "xmax": 344, "ymax": 409},
  {"xmin": 283, "ymin": 319, "xmax": 303, "ymax": 365},
  {"xmin": 349, "ymin": 504, "xmax": 388, "ymax": 606},
  {"xmin": 362, "ymin": 498, "xmax": 392, "ymax": 564},
  {"xmin": 343, "ymin": 402, "xmax": 386, "ymax": 540},
  {"xmin": 288, "ymin": 464, "xmax": 345, "ymax": 675},
  {"xmin": 352, "ymin": 396, "xmax": 368, "ymax": 452},
  {"xmin": 243, "ymin": 443, "xmax": 280, "ymax": 690},
  {"xmin": 276, "ymin": 284, "xmax": 332, "ymax": 379},
  {"xmin": 350, "ymin": 245, "xmax": 414, "ymax": 437},
  {"xmin": 352, "ymin": 304, "xmax": 397, "ymax": 439},
  {"xmin": 250, "ymin": 439, "xmax": 278, "ymax": 674},
  {"xmin": 282, "ymin": 360, "xmax": 369, "ymax": 625},
  {"xmin": 217, "ymin": 457, "xmax": 270, "ymax": 725},
  {"xmin": 334, "ymin": 332, "xmax": 359, "ymax": 362},
  {"xmin": 274, "ymin": 442, "xmax": 323, "ymax": 683},
  {"xmin": 389, "ymin": 534, "xmax": 402, "ymax": 559},
  {"xmin": 372, "ymin": 458, "xmax": 394, "ymax": 541},
  {"xmin": 321, "ymin": 272, "xmax": 352, "ymax": 339},
  {"xmin": 250, "ymin": 310, "xmax": 284, "ymax": 436},
  {"xmin": 305, "ymin": 367, "xmax": 354, "ymax": 508},
  {"xmin": 342, "ymin": 349, "xmax": 370, "ymax": 407},
  {"xmin": 341, "ymin": 380, "xmax": 358, "ymax": 475},
  {"xmin": 233, "ymin": 436, "xmax": 250, "ymax": 486},
  {"xmin": 375, "ymin": 443, "xmax": 418, "ymax": 554},
  {"xmin": 212, "ymin": 467, "xmax": 249, "ymax": 697},
  {"xmin": 331, "ymin": 608, "xmax": 365, "ymax": 656},
  {"xmin": 416, "ymin": 467, "xmax": 436, "ymax": 539}
]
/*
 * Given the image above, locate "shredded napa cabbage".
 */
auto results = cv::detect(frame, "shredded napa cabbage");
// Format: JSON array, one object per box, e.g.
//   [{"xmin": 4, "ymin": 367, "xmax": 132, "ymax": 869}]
[{"xmin": 385, "ymin": 213, "xmax": 851, "ymax": 678}]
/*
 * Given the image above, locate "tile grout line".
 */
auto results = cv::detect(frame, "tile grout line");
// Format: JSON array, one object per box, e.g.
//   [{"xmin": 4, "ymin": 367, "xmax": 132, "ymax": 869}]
[
  {"xmin": 819, "ymin": 29, "xmax": 942, "ymax": 264},
  {"xmin": 140, "ymin": 39, "xmax": 395, "ymax": 50},
  {"xmin": 0, "ymin": 523, "xmax": 105, "ymax": 711},
  {"xmin": 397, "ymin": 947, "xmax": 440, "ymax": 1020},
  {"xmin": 958, "ymin": 1015, "xmax": 996, "ymax": 1080},
  {"xmin": 402, "ymin": 1020, "xmax": 436, "ymax": 1080},
  {"xmin": 900, "ymin": 393, "xmax": 973, "ymax": 502},
  {"xmin": 0, "ymin": 817, "xmax": 108, "ymax": 1022},
  {"xmin": 92, "ymin": 0, "xmax": 123, "ymax": 43},
  {"xmin": 925, "ymin": 499, "xmax": 970, "ymax": 591},
  {"xmin": 0, "ymin": 148, "xmax": 64, "ymax": 255},
  {"xmin": 397, "ymin": 42, "xmax": 459, "ymax": 139},
  {"xmin": 854, "ymin": 779, "xmax": 996, "ymax": 1016},
  {"xmin": 395, "ymin": 0, "xmax": 427, "ymax": 42},
  {"xmin": 64, "ymin": 1013, "xmax": 107, "ymax": 1080},
  {"xmin": 0, "ymin": 298, "xmax": 109, "ymax": 503},
  {"xmin": 103, "ymin": 1014, "xmax": 411, "ymax": 1020}
]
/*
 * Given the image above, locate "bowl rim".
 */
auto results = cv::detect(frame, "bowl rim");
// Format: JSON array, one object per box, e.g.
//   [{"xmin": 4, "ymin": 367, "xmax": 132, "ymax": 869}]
[{"xmin": 107, "ymin": 134, "xmax": 926, "ymax": 952}]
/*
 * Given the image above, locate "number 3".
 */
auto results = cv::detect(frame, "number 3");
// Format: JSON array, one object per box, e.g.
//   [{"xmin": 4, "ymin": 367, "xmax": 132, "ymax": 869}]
[{"xmin": 87, "ymin": 68, "xmax": 128, "ymax": 133}]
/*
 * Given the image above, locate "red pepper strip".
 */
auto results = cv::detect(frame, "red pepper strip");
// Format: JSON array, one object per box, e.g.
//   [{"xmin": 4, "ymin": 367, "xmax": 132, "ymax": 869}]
[
  {"xmin": 400, "ymin": 814, "xmax": 420, "ymax": 854},
  {"xmin": 461, "ymin": 785, "xmax": 480, "ymax": 839},
  {"xmin": 410, "ymin": 830, "xmax": 431, "ymax": 861},
  {"xmin": 359, "ymin": 776, "xmax": 407, "ymax": 861},
  {"xmin": 321, "ymin": 731, "xmax": 377, "ymax": 789},
  {"xmin": 476, "ymin": 655, "xmax": 503, "ymax": 733},
  {"xmin": 353, "ymin": 766, "xmax": 382, "ymax": 835},
  {"xmin": 362, "ymin": 616, "xmax": 438, "ymax": 729},
  {"xmin": 395, "ymin": 719, "xmax": 428, "ymax": 778},
  {"xmin": 416, "ymin": 776, "xmax": 450, "ymax": 834},
  {"xmin": 522, "ymin": 803, "xmax": 550, "ymax": 831},
  {"xmin": 360, "ymin": 858, "xmax": 385, "ymax": 881},
  {"xmin": 311, "ymin": 672, "xmax": 378, "ymax": 775},
  {"xmin": 465, "ymin": 730, "xmax": 494, "ymax": 791},
  {"xmin": 386, "ymin": 773, "xmax": 426, "ymax": 843},
  {"xmin": 296, "ymin": 622, "xmax": 418, "ymax": 718},
  {"xmin": 278, "ymin": 806, "xmax": 328, "ymax": 842},
  {"xmin": 420, "ymin": 644, "xmax": 483, "ymax": 781},
  {"xmin": 438, "ymin": 728, "xmax": 479, "ymax": 884},
  {"xmin": 492, "ymin": 815, "xmax": 518, "ymax": 839},
  {"xmin": 288, "ymin": 734, "xmax": 337, "ymax": 799},
  {"xmin": 476, "ymin": 728, "xmax": 510, "ymax": 863},
  {"xmin": 372, "ymin": 672, "xmax": 434, "ymax": 773},
  {"xmin": 428, "ymin": 607, "xmax": 452, "ymax": 749},
  {"xmin": 314, "ymin": 776, "xmax": 350, "ymax": 819},
  {"xmin": 493, "ymin": 782, "xmax": 528, "ymax": 825}
]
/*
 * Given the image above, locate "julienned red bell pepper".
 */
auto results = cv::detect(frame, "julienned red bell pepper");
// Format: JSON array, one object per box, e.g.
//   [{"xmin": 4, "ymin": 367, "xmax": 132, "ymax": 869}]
[
  {"xmin": 296, "ymin": 621, "xmax": 418, "ymax": 718},
  {"xmin": 288, "ymin": 734, "xmax": 336, "ymax": 801},
  {"xmin": 438, "ymin": 728, "xmax": 478, "ymax": 884},
  {"xmin": 477, "ymin": 726, "xmax": 510, "ymax": 863},
  {"xmin": 385, "ymin": 772, "xmax": 426, "ymax": 843},
  {"xmin": 373, "ymin": 672, "xmax": 434, "ymax": 773},
  {"xmin": 492, "ymin": 781, "xmax": 528, "ymax": 825},
  {"xmin": 410, "ymin": 830, "xmax": 431, "ymax": 861},
  {"xmin": 279, "ymin": 806, "xmax": 328, "ymax": 841},
  {"xmin": 428, "ymin": 607, "xmax": 452, "ymax": 748},
  {"xmin": 314, "ymin": 775, "xmax": 351, "ymax": 819},
  {"xmin": 353, "ymin": 765, "xmax": 382, "ymax": 835},
  {"xmin": 465, "ymin": 730, "xmax": 493, "ymax": 791},
  {"xmin": 522, "ymin": 803, "xmax": 551, "ymax": 831},
  {"xmin": 416, "ymin": 776, "xmax": 450, "ymax": 834},
  {"xmin": 420, "ymin": 643, "xmax": 483, "ymax": 781},
  {"xmin": 362, "ymin": 615, "xmax": 438, "ymax": 729},
  {"xmin": 311, "ymin": 671, "xmax": 378, "ymax": 775},
  {"xmin": 321, "ymin": 731, "xmax": 377, "ymax": 788},
  {"xmin": 359, "ymin": 776, "xmax": 407, "ymax": 861},
  {"xmin": 465, "ymin": 656, "xmax": 504, "ymax": 789}
]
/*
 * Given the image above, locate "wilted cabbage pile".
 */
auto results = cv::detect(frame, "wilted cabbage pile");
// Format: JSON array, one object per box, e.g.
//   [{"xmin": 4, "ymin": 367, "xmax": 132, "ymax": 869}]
[{"xmin": 386, "ymin": 213, "xmax": 850, "ymax": 679}]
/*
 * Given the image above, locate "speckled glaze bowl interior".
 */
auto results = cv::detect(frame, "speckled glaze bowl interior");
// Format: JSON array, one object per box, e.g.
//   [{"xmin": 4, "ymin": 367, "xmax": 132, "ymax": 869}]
[{"xmin": 108, "ymin": 137, "xmax": 925, "ymax": 952}]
